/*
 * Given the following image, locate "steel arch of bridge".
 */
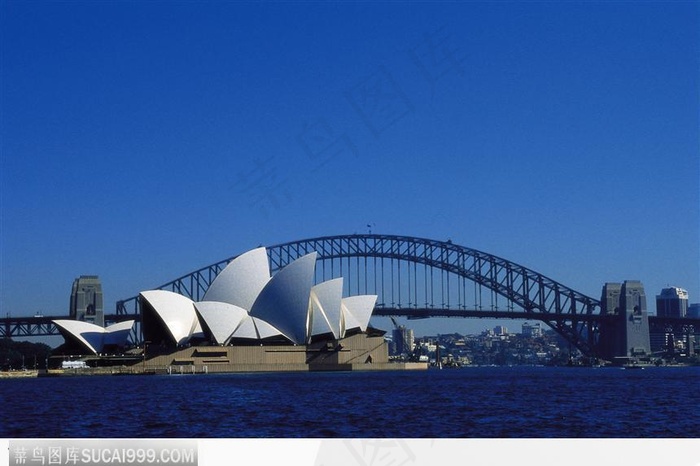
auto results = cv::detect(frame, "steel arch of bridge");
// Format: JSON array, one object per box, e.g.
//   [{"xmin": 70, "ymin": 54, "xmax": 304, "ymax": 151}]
[{"xmin": 117, "ymin": 234, "xmax": 602, "ymax": 355}]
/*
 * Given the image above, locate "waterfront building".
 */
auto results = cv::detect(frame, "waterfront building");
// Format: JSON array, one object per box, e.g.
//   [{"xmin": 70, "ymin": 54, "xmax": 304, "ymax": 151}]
[
  {"xmin": 140, "ymin": 248, "xmax": 378, "ymax": 347},
  {"xmin": 656, "ymin": 287, "xmax": 688, "ymax": 318},
  {"xmin": 52, "ymin": 247, "xmax": 417, "ymax": 372},
  {"xmin": 521, "ymin": 322, "xmax": 542, "ymax": 338},
  {"xmin": 598, "ymin": 280, "xmax": 651, "ymax": 361},
  {"xmin": 392, "ymin": 325, "xmax": 414, "ymax": 356},
  {"xmin": 418, "ymin": 341, "xmax": 437, "ymax": 354},
  {"xmin": 601, "ymin": 283, "xmax": 622, "ymax": 315},
  {"xmin": 620, "ymin": 280, "xmax": 651, "ymax": 357},
  {"xmin": 661, "ymin": 332, "xmax": 696, "ymax": 357},
  {"xmin": 69, "ymin": 275, "xmax": 104, "ymax": 326}
]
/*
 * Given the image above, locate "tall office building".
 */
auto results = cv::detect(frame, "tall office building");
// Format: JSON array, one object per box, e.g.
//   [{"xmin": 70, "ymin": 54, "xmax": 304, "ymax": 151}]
[
  {"xmin": 620, "ymin": 280, "xmax": 651, "ymax": 357},
  {"xmin": 392, "ymin": 325, "xmax": 414, "ymax": 357},
  {"xmin": 69, "ymin": 275, "xmax": 104, "ymax": 326},
  {"xmin": 601, "ymin": 283, "xmax": 622, "ymax": 315},
  {"xmin": 599, "ymin": 283, "xmax": 622, "ymax": 359},
  {"xmin": 656, "ymin": 287, "xmax": 689, "ymax": 318},
  {"xmin": 598, "ymin": 281, "xmax": 651, "ymax": 360}
]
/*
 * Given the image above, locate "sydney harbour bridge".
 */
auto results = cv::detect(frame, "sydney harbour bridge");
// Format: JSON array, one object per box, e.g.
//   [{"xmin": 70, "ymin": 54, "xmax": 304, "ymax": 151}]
[{"xmin": 2, "ymin": 234, "xmax": 698, "ymax": 358}]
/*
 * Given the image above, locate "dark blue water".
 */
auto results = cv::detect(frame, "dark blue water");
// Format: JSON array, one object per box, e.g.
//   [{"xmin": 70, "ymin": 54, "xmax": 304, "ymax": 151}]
[{"xmin": 1, "ymin": 367, "xmax": 698, "ymax": 438}]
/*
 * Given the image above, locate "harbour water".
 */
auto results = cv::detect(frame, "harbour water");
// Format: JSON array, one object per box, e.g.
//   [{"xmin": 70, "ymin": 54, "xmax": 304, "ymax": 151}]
[{"xmin": 1, "ymin": 366, "xmax": 698, "ymax": 438}]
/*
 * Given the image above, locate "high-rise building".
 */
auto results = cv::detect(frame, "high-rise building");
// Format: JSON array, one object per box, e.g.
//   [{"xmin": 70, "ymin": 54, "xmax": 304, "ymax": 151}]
[
  {"xmin": 598, "ymin": 280, "xmax": 651, "ymax": 360},
  {"xmin": 69, "ymin": 275, "xmax": 104, "ymax": 326},
  {"xmin": 599, "ymin": 283, "xmax": 622, "ymax": 359},
  {"xmin": 656, "ymin": 287, "xmax": 689, "ymax": 318},
  {"xmin": 392, "ymin": 325, "xmax": 414, "ymax": 356},
  {"xmin": 601, "ymin": 283, "xmax": 622, "ymax": 315},
  {"xmin": 620, "ymin": 280, "xmax": 651, "ymax": 357}
]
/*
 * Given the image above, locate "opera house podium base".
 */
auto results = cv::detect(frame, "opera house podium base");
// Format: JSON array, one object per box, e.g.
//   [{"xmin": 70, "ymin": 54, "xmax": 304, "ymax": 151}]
[{"xmin": 140, "ymin": 334, "xmax": 428, "ymax": 374}]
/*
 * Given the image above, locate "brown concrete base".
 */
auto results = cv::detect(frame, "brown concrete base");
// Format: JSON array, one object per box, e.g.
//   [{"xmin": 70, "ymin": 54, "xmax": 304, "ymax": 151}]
[
  {"xmin": 39, "ymin": 334, "xmax": 429, "ymax": 376},
  {"xmin": 140, "ymin": 333, "xmax": 428, "ymax": 374}
]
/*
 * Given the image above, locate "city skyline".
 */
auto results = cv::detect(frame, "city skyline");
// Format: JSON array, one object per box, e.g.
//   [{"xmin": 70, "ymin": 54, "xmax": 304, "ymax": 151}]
[{"xmin": 2, "ymin": 1, "xmax": 698, "ymax": 338}]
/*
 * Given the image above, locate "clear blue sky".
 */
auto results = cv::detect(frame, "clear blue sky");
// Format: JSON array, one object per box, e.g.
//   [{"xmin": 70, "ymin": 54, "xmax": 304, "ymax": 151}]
[{"xmin": 1, "ymin": 1, "xmax": 698, "ymax": 339}]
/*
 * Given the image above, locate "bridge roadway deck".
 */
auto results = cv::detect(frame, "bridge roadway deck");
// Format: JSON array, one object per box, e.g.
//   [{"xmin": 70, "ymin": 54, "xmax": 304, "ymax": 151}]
[{"xmin": 2, "ymin": 311, "xmax": 698, "ymax": 338}]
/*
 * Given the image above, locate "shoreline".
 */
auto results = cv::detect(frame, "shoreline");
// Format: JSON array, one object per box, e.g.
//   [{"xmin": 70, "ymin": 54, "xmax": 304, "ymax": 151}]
[{"xmin": 3, "ymin": 363, "xmax": 698, "ymax": 379}]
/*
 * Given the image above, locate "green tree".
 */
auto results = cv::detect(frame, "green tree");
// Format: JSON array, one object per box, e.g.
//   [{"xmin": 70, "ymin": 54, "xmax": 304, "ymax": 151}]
[{"xmin": 0, "ymin": 338, "xmax": 52, "ymax": 370}]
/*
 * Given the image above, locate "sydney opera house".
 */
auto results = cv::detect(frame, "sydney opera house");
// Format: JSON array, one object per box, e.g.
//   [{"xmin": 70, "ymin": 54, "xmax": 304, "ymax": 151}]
[{"xmin": 54, "ymin": 247, "xmax": 422, "ymax": 372}]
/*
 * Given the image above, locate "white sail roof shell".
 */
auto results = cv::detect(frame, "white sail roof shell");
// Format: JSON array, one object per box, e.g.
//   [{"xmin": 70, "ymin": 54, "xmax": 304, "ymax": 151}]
[
  {"xmin": 250, "ymin": 252, "xmax": 317, "ymax": 345},
  {"xmin": 194, "ymin": 301, "xmax": 248, "ymax": 345},
  {"xmin": 103, "ymin": 320, "xmax": 136, "ymax": 347},
  {"xmin": 202, "ymin": 247, "xmax": 271, "ymax": 311},
  {"xmin": 310, "ymin": 278, "xmax": 343, "ymax": 339},
  {"xmin": 53, "ymin": 319, "xmax": 135, "ymax": 354},
  {"xmin": 341, "ymin": 304, "xmax": 361, "ymax": 336},
  {"xmin": 229, "ymin": 315, "xmax": 284, "ymax": 340},
  {"xmin": 230, "ymin": 315, "xmax": 259, "ymax": 339},
  {"xmin": 139, "ymin": 290, "xmax": 199, "ymax": 346},
  {"xmin": 252, "ymin": 317, "xmax": 284, "ymax": 340},
  {"xmin": 341, "ymin": 295, "xmax": 377, "ymax": 334},
  {"xmin": 53, "ymin": 320, "xmax": 104, "ymax": 354},
  {"xmin": 135, "ymin": 247, "xmax": 380, "ymax": 348},
  {"xmin": 191, "ymin": 320, "xmax": 205, "ymax": 340}
]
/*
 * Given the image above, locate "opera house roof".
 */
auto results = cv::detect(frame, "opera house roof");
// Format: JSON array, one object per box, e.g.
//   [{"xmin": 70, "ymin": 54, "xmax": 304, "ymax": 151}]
[
  {"xmin": 53, "ymin": 319, "xmax": 135, "ymax": 355},
  {"xmin": 140, "ymin": 247, "xmax": 378, "ymax": 347}
]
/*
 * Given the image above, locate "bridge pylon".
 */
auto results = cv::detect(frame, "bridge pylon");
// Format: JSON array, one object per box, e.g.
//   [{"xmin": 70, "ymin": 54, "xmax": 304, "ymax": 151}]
[{"xmin": 598, "ymin": 281, "xmax": 651, "ymax": 364}]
